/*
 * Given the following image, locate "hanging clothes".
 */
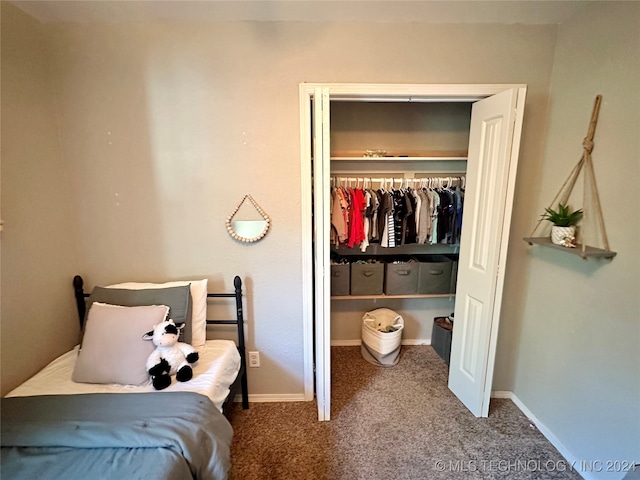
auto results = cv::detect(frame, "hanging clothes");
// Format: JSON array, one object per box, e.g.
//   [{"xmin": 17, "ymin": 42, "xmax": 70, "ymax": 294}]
[
  {"xmin": 416, "ymin": 188, "xmax": 430, "ymax": 244},
  {"xmin": 329, "ymin": 176, "xmax": 465, "ymax": 251},
  {"xmin": 347, "ymin": 188, "xmax": 366, "ymax": 248}
]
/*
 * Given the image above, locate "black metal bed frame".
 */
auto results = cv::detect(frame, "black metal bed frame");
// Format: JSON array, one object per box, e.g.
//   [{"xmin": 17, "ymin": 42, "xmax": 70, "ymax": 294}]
[{"xmin": 72, "ymin": 275, "xmax": 249, "ymax": 413}]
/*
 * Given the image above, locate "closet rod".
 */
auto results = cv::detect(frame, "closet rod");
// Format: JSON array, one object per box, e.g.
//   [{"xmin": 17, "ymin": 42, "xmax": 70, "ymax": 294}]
[
  {"xmin": 330, "ymin": 169, "xmax": 465, "ymax": 174},
  {"xmin": 331, "ymin": 175, "xmax": 465, "ymax": 184}
]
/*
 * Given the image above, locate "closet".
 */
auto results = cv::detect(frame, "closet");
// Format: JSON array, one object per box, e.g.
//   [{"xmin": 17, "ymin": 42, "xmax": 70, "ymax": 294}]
[
  {"xmin": 300, "ymin": 84, "xmax": 526, "ymax": 421},
  {"xmin": 329, "ymin": 101, "xmax": 469, "ymax": 346}
]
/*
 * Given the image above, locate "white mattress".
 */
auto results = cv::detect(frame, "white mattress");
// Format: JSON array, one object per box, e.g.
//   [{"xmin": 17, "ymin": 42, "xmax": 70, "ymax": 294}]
[{"xmin": 7, "ymin": 340, "xmax": 241, "ymax": 412}]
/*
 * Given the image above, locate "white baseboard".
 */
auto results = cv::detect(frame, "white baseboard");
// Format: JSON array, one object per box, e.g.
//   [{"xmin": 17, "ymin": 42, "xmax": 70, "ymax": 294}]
[
  {"xmin": 491, "ymin": 390, "xmax": 513, "ymax": 399},
  {"xmin": 330, "ymin": 339, "xmax": 431, "ymax": 346},
  {"xmin": 331, "ymin": 340, "xmax": 361, "ymax": 346},
  {"xmin": 491, "ymin": 391, "xmax": 590, "ymax": 480},
  {"xmin": 402, "ymin": 339, "xmax": 431, "ymax": 346},
  {"xmin": 234, "ymin": 393, "xmax": 307, "ymax": 403}
]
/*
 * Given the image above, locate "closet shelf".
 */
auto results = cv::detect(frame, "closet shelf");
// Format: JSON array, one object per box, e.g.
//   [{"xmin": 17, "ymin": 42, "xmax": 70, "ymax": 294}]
[
  {"xmin": 523, "ymin": 237, "xmax": 617, "ymax": 260},
  {"xmin": 331, "ymin": 155, "xmax": 467, "ymax": 162},
  {"xmin": 332, "ymin": 293, "xmax": 456, "ymax": 300},
  {"xmin": 331, "ymin": 150, "xmax": 467, "ymax": 161},
  {"xmin": 332, "ymin": 243, "xmax": 460, "ymax": 256}
]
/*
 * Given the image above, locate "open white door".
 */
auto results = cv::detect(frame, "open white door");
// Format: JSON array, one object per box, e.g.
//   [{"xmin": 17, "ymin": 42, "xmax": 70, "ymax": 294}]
[
  {"xmin": 312, "ymin": 87, "xmax": 332, "ymax": 421},
  {"xmin": 448, "ymin": 88, "xmax": 522, "ymax": 417}
]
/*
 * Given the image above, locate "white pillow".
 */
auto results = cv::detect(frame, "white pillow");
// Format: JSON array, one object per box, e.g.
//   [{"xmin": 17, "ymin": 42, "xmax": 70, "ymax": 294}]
[{"xmin": 108, "ymin": 279, "xmax": 208, "ymax": 347}]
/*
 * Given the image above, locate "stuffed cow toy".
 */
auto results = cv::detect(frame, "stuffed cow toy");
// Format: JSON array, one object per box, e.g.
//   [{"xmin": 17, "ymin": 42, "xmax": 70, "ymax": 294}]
[{"xmin": 143, "ymin": 319, "xmax": 199, "ymax": 390}]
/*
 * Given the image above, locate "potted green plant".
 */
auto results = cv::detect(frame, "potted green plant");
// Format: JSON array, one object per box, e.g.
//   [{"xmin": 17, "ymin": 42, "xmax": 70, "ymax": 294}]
[{"xmin": 541, "ymin": 203, "xmax": 583, "ymax": 245}]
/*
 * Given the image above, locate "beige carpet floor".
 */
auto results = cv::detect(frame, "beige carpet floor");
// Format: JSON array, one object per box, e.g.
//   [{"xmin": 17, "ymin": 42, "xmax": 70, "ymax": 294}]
[{"xmin": 227, "ymin": 346, "xmax": 581, "ymax": 479}]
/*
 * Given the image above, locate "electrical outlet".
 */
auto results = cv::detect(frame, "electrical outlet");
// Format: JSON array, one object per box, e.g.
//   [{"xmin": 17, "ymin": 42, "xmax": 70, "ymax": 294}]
[{"xmin": 248, "ymin": 351, "xmax": 260, "ymax": 368}]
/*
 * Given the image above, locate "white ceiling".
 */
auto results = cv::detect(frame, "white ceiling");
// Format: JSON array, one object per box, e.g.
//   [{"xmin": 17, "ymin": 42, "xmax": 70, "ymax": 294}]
[{"xmin": 12, "ymin": 0, "xmax": 593, "ymax": 25}]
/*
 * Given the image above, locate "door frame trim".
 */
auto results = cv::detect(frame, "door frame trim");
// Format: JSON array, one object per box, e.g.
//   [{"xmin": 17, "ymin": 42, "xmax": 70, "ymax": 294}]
[
  {"xmin": 299, "ymin": 83, "xmax": 526, "ymax": 419},
  {"xmin": 299, "ymin": 86, "xmax": 315, "ymax": 402}
]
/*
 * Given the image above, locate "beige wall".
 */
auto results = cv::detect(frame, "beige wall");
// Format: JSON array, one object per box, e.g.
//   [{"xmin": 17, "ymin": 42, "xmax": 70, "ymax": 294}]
[
  {"xmin": 508, "ymin": 3, "xmax": 640, "ymax": 477},
  {"xmin": 36, "ymin": 19, "xmax": 557, "ymax": 398},
  {"xmin": 1, "ymin": 2, "xmax": 80, "ymax": 395},
  {"xmin": 1, "ymin": 7, "xmax": 559, "ymax": 397}
]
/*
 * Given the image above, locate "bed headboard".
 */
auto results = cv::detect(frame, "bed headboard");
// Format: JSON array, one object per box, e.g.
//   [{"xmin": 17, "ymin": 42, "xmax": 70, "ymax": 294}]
[{"xmin": 72, "ymin": 275, "xmax": 249, "ymax": 411}]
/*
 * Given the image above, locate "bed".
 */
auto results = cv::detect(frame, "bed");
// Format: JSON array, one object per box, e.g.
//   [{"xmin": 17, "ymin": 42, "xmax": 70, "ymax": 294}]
[{"xmin": 1, "ymin": 275, "xmax": 249, "ymax": 480}]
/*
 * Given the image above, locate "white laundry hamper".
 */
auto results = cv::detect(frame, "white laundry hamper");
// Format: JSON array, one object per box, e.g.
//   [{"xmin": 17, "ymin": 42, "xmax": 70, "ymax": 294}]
[{"xmin": 360, "ymin": 308, "xmax": 404, "ymax": 367}]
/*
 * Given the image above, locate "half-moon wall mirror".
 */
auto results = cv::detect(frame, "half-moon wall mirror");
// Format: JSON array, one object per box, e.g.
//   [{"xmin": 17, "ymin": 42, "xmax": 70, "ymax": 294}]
[{"xmin": 226, "ymin": 194, "xmax": 270, "ymax": 243}]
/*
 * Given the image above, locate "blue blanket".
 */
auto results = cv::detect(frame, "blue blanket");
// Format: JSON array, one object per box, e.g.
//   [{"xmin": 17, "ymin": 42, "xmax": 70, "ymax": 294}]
[{"xmin": 1, "ymin": 392, "xmax": 233, "ymax": 480}]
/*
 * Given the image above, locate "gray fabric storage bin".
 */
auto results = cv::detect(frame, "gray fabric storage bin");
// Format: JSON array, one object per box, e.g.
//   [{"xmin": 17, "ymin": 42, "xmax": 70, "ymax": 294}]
[
  {"xmin": 350, "ymin": 262, "xmax": 384, "ymax": 295},
  {"xmin": 416, "ymin": 255, "xmax": 453, "ymax": 294},
  {"xmin": 432, "ymin": 316, "xmax": 453, "ymax": 365},
  {"xmin": 385, "ymin": 260, "xmax": 419, "ymax": 295},
  {"xmin": 331, "ymin": 264, "xmax": 350, "ymax": 296},
  {"xmin": 449, "ymin": 258, "xmax": 458, "ymax": 293}
]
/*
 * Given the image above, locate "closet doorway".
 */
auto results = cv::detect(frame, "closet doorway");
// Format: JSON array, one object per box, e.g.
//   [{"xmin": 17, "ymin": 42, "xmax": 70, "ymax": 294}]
[{"xmin": 299, "ymin": 84, "xmax": 526, "ymax": 421}]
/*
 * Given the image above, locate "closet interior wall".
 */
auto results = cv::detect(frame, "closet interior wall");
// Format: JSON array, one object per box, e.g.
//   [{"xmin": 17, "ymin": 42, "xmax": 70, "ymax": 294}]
[{"xmin": 329, "ymin": 101, "xmax": 472, "ymax": 345}]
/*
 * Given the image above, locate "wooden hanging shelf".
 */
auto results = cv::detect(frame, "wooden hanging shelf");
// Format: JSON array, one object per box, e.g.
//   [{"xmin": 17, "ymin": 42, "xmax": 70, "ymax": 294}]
[
  {"xmin": 523, "ymin": 237, "xmax": 616, "ymax": 259},
  {"xmin": 525, "ymin": 95, "xmax": 616, "ymax": 260}
]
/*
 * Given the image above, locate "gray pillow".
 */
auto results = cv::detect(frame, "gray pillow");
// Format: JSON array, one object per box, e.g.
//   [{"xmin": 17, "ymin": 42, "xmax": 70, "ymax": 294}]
[
  {"xmin": 85, "ymin": 285, "xmax": 193, "ymax": 344},
  {"xmin": 72, "ymin": 302, "xmax": 169, "ymax": 385}
]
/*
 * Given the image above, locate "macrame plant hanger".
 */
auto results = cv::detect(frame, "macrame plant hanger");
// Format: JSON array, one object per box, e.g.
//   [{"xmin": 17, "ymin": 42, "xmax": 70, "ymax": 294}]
[{"xmin": 527, "ymin": 95, "xmax": 615, "ymax": 259}]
